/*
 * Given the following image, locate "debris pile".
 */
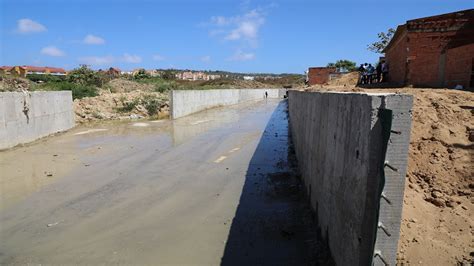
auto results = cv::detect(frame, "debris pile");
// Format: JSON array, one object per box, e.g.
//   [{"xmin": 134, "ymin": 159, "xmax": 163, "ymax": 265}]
[{"xmin": 74, "ymin": 90, "xmax": 169, "ymax": 123}]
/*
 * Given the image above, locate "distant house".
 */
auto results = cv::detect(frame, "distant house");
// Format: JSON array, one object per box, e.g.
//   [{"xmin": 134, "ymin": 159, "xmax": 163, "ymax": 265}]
[
  {"xmin": 208, "ymin": 74, "xmax": 221, "ymax": 80},
  {"xmin": 0, "ymin": 66, "xmax": 13, "ymax": 75},
  {"xmin": 146, "ymin": 69, "xmax": 162, "ymax": 77},
  {"xmin": 243, "ymin": 76, "xmax": 255, "ymax": 81},
  {"xmin": 306, "ymin": 67, "xmax": 337, "ymax": 85},
  {"xmin": 107, "ymin": 67, "xmax": 121, "ymax": 77},
  {"xmin": 384, "ymin": 9, "xmax": 474, "ymax": 90},
  {"xmin": 176, "ymin": 71, "xmax": 211, "ymax": 81},
  {"xmin": 9, "ymin": 66, "xmax": 67, "ymax": 77}
]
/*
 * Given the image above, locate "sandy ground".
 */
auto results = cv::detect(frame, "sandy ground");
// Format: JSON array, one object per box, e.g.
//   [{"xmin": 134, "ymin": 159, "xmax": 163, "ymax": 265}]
[
  {"xmin": 0, "ymin": 100, "xmax": 329, "ymax": 265},
  {"xmin": 304, "ymin": 84, "xmax": 474, "ymax": 264}
]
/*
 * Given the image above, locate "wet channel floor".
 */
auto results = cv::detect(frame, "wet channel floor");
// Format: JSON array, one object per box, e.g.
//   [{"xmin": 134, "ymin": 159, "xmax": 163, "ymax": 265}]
[{"xmin": 0, "ymin": 99, "xmax": 328, "ymax": 265}]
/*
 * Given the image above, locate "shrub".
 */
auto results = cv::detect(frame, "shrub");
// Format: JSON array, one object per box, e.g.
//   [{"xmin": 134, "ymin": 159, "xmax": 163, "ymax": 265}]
[
  {"xmin": 27, "ymin": 74, "xmax": 66, "ymax": 83},
  {"xmin": 141, "ymin": 94, "xmax": 161, "ymax": 116},
  {"xmin": 40, "ymin": 81, "xmax": 98, "ymax": 99},
  {"xmin": 133, "ymin": 69, "xmax": 151, "ymax": 80},
  {"xmin": 67, "ymin": 65, "xmax": 109, "ymax": 87},
  {"xmin": 117, "ymin": 96, "xmax": 140, "ymax": 112}
]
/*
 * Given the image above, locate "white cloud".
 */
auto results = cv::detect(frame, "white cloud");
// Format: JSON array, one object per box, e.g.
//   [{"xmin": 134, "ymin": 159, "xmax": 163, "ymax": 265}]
[
  {"xmin": 41, "ymin": 46, "xmax": 65, "ymax": 57},
  {"xmin": 121, "ymin": 53, "xmax": 142, "ymax": 63},
  {"xmin": 78, "ymin": 53, "xmax": 142, "ymax": 65},
  {"xmin": 78, "ymin": 56, "xmax": 115, "ymax": 65},
  {"xmin": 209, "ymin": 9, "xmax": 265, "ymax": 44},
  {"xmin": 229, "ymin": 50, "xmax": 255, "ymax": 61},
  {"xmin": 83, "ymin": 34, "xmax": 105, "ymax": 45},
  {"xmin": 201, "ymin": 55, "xmax": 211, "ymax": 63},
  {"xmin": 211, "ymin": 16, "xmax": 231, "ymax": 26},
  {"xmin": 17, "ymin": 18, "xmax": 47, "ymax": 34},
  {"xmin": 153, "ymin": 54, "xmax": 166, "ymax": 61}
]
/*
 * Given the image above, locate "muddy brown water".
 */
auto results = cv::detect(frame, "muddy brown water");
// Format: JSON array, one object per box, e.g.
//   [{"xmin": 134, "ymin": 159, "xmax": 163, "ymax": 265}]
[{"xmin": 0, "ymin": 99, "xmax": 329, "ymax": 265}]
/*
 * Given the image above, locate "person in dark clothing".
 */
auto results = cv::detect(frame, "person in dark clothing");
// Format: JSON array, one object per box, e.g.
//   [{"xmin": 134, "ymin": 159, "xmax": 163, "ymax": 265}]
[
  {"xmin": 376, "ymin": 62, "xmax": 383, "ymax": 83},
  {"xmin": 357, "ymin": 64, "xmax": 365, "ymax": 85},
  {"xmin": 265, "ymin": 91, "xmax": 268, "ymax": 98},
  {"xmin": 381, "ymin": 61, "xmax": 389, "ymax": 82},
  {"xmin": 366, "ymin": 64, "xmax": 375, "ymax": 84}
]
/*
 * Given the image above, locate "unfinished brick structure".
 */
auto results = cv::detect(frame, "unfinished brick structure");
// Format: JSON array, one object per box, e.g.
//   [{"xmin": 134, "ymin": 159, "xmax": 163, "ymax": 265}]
[
  {"xmin": 307, "ymin": 67, "xmax": 337, "ymax": 85},
  {"xmin": 384, "ymin": 9, "xmax": 474, "ymax": 90}
]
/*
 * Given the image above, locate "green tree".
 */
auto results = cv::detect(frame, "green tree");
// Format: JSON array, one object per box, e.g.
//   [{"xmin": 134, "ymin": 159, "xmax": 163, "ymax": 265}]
[
  {"xmin": 133, "ymin": 69, "xmax": 151, "ymax": 80},
  {"xmin": 326, "ymin": 60, "xmax": 357, "ymax": 71},
  {"xmin": 368, "ymin": 28, "xmax": 396, "ymax": 54},
  {"xmin": 161, "ymin": 70, "xmax": 176, "ymax": 80},
  {"xmin": 67, "ymin": 65, "xmax": 108, "ymax": 87}
]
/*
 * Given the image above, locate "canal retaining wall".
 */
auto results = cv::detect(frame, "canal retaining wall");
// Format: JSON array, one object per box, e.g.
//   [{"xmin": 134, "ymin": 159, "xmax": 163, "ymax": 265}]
[
  {"xmin": 288, "ymin": 91, "xmax": 412, "ymax": 266},
  {"xmin": 170, "ymin": 89, "xmax": 285, "ymax": 119},
  {"xmin": 0, "ymin": 91, "xmax": 75, "ymax": 150}
]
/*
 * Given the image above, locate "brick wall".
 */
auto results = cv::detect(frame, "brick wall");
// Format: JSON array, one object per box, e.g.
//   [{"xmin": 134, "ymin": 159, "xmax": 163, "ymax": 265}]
[
  {"xmin": 385, "ymin": 31, "xmax": 408, "ymax": 86},
  {"xmin": 386, "ymin": 30, "xmax": 473, "ymax": 88},
  {"xmin": 406, "ymin": 31, "xmax": 457, "ymax": 87},
  {"xmin": 308, "ymin": 67, "xmax": 336, "ymax": 85},
  {"xmin": 445, "ymin": 43, "xmax": 474, "ymax": 90}
]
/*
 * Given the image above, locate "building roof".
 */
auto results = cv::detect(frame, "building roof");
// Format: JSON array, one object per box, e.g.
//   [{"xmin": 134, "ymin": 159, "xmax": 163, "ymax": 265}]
[
  {"xmin": 384, "ymin": 9, "xmax": 474, "ymax": 52},
  {"xmin": 21, "ymin": 66, "xmax": 67, "ymax": 73},
  {"xmin": 109, "ymin": 67, "xmax": 121, "ymax": 72},
  {"xmin": 0, "ymin": 66, "xmax": 13, "ymax": 70}
]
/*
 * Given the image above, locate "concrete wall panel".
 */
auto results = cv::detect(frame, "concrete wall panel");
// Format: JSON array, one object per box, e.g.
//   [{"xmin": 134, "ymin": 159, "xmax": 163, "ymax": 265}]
[
  {"xmin": 0, "ymin": 91, "xmax": 74, "ymax": 150},
  {"xmin": 288, "ymin": 91, "xmax": 412, "ymax": 266},
  {"xmin": 171, "ymin": 89, "xmax": 284, "ymax": 119}
]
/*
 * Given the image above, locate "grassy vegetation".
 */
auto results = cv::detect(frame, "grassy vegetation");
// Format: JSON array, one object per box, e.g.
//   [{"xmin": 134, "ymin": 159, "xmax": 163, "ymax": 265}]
[
  {"xmin": 29, "ymin": 66, "xmax": 107, "ymax": 99},
  {"xmin": 117, "ymin": 94, "xmax": 165, "ymax": 116},
  {"xmin": 36, "ymin": 82, "xmax": 98, "ymax": 99},
  {"xmin": 117, "ymin": 96, "xmax": 140, "ymax": 112}
]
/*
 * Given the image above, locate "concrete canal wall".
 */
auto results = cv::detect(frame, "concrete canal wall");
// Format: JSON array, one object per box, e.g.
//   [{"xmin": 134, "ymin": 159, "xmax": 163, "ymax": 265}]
[
  {"xmin": 170, "ymin": 89, "xmax": 286, "ymax": 119},
  {"xmin": 0, "ymin": 91, "xmax": 74, "ymax": 150},
  {"xmin": 288, "ymin": 91, "xmax": 413, "ymax": 266}
]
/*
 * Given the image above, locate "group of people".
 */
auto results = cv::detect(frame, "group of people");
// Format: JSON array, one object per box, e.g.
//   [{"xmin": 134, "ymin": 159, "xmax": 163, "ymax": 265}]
[{"xmin": 358, "ymin": 61, "xmax": 389, "ymax": 85}]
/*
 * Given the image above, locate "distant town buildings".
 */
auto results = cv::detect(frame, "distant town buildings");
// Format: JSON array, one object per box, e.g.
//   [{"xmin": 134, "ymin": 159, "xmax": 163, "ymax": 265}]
[
  {"xmin": 243, "ymin": 76, "xmax": 255, "ymax": 81},
  {"xmin": 175, "ymin": 71, "xmax": 221, "ymax": 81},
  {"xmin": 0, "ymin": 66, "xmax": 66, "ymax": 77}
]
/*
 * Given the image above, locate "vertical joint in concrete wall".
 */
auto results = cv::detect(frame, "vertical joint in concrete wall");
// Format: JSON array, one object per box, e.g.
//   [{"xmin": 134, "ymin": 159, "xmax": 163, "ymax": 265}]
[{"xmin": 373, "ymin": 94, "xmax": 413, "ymax": 266}]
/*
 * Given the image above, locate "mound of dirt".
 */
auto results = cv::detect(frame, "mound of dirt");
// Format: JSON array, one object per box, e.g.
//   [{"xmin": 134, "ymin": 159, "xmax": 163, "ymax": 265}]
[
  {"xmin": 300, "ymin": 85, "xmax": 473, "ymax": 264},
  {"xmin": 327, "ymin": 72, "xmax": 359, "ymax": 86},
  {"xmin": 74, "ymin": 90, "xmax": 169, "ymax": 123},
  {"xmin": 0, "ymin": 76, "xmax": 32, "ymax": 92},
  {"xmin": 106, "ymin": 78, "xmax": 155, "ymax": 93}
]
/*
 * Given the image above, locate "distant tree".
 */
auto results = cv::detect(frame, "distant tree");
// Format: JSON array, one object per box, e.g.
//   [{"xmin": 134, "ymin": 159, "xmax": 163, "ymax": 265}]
[
  {"xmin": 67, "ymin": 65, "xmax": 107, "ymax": 87},
  {"xmin": 133, "ymin": 69, "xmax": 151, "ymax": 80},
  {"xmin": 368, "ymin": 28, "xmax": 396, "ymax": 54},
  {"xmin": 161, "ymin": 70, "xmax": 176, "ymax": 80},
  {"xmin": 326, "ymin": 60, "xmax": 357, "ymax": 72}
]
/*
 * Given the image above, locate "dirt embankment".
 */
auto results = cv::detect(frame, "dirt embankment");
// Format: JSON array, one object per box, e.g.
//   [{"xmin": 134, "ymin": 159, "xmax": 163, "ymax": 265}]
[
  {"xmin": 0, "ymin": 76, "xmax": 32, "ymax": 92},
  {"xmin": 74, "ymin": 90, "xmax": 169, "ymax": 123},
  {"xmin": 304, "ymin": 85, "xmax": 473, "ymax": 264}
]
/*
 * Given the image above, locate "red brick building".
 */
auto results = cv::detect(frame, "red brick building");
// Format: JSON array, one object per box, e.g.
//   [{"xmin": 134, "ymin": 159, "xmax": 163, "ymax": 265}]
[
  {"xmin": 307, "ymin": 67, "xmax": 337, "ymax": 85},
  {"xmin": 384, "ymin": 9, "xmax": 474, "ymax": 90}
]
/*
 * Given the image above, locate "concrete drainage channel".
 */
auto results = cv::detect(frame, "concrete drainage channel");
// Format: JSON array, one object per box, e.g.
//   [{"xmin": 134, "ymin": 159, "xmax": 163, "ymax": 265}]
[
  {"xmin": 1, "ymin": 89, "xmax": 412, "ymax": 264},
  {"xmin": 171, "ymin": 89, "xmax": 413, "ymax": 265}
]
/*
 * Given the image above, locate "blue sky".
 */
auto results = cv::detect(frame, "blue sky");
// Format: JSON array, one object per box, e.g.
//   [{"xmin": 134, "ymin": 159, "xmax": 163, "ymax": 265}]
[{"xmin": 0, "ymin": 0, "xmax": 472, "ymax": 74}]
